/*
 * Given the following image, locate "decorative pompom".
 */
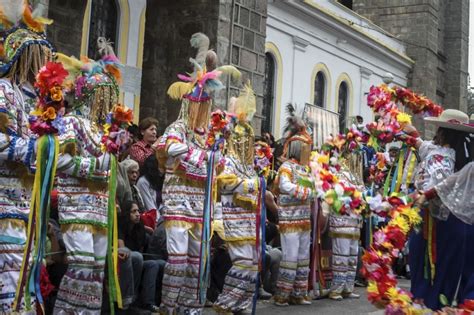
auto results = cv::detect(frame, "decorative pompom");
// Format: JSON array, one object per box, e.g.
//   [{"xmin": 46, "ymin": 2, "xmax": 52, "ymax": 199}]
[
  {"xmin": 215, "ymin": 65, "xmax": 241, "ymax": 83},
  {"xmin": 167, "ymin": 81, "xmax": 193, "ymax": 100}
]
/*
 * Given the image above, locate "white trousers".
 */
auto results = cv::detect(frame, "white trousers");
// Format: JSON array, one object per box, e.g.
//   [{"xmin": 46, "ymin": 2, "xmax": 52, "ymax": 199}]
[
  {"xmin": 329, "ymin": 237, "xmax": 358, "ymax": 295},
  {"xmin": 54, "ymin": 227, "xmax": 107, "ymax": 315},
  {"xmin": 275, "ymin": 230, "xmax": 311, "ymax": 301},
  {"xmin": 214, "ymin": 242, "xmax": 257, "ymax": 312},
  {"xmin": 161, "ymin": 223, "xmax": 203, "ymax": 315}
]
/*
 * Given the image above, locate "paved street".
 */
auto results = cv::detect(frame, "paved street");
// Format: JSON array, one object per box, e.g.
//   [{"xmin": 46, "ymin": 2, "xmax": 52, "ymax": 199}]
[{"xmin": 201, "ymin": 279, "xmax": 410, "ymax": 315}]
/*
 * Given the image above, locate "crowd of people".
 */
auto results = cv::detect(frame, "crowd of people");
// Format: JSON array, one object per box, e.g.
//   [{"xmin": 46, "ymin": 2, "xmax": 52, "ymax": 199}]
[{"xmin": 1, "ymin": 2, "xmax": 474, "ymax": 315}]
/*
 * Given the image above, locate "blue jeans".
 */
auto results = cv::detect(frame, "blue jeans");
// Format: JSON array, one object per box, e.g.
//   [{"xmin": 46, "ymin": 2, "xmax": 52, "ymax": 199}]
[
  {"xmin": 120, "ymin": 250, "xmax": 167, "ymax": 306},
  {"xmin": 119, "ymin": 250, "xmax": 143, "ymax": 307}
]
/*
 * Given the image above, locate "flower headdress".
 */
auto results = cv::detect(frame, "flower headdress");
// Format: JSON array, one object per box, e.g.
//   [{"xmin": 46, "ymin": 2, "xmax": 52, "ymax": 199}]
[
  {"xmin": 0, "ymin": 0, "xmax": 54, "ymax": 79},
  {"xmin": 29, "ymin": 61, "xmax": 69, "ymax": 135}
]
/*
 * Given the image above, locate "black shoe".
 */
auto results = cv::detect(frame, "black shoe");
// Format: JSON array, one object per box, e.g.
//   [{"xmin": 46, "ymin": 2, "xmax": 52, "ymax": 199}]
[
  {"xmin": 258, "ymin": 288, "xmax": 272, "ymax": 300},
  {"xmin": 144, "ymin": 304, "xmax": 160, "ymax": 314}
]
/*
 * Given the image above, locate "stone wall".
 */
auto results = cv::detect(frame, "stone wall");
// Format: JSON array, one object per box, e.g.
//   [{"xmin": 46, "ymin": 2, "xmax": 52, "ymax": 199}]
[
  {"xmin": 47, "ymin": 0, "xmax": 87, "ymax": 57},
  {"xmin": 139, "ymin": 0, "xmax": 267, "ymax": 134},
  {"xmin": 223, "ymin": 0, "xmax": 268, "ymax": 134},
  {"xmin": 139, "ymin": 0, "xmax": 220, "ymax": 134},
  {"xmin": 353, "ymin": 0, "xmax": 469, "ymax": 133}
]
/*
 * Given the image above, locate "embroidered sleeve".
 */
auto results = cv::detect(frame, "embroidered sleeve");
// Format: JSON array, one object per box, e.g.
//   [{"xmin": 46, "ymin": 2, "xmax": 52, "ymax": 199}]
[
  {"xmin": 217, "ymin": 161, "xmax": 240, "ymax": 192},
  {"xmin": 0, "ymin": 81, "xmax": 19, "ymax": 135},
  {"xmin": 0, "ymin": 133, "xmax": 35, "ymax": 167},
  {"xmin": 56, "ymin": 153, "xmax": 108, "ymax": 181},
  {"xmin": 419, "ymin": 153, "xmax": 455, "ymax": 191},
  {"xmin": 60, "ymin": 116, "xmax": 103, "ymax": 158},
  {"xmin": 278, "ymin": 162, "xmax": 311, "ymax": 200},
  {"xmin": 162, "ymin": 122, "xmax": 208, "ymax": 180}
]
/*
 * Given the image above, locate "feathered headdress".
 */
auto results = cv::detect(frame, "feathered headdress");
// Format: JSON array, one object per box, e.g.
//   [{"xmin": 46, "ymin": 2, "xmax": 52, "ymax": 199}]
[
  {"xmin": 283, "ymin": 103, "xmax": 310, "ymax": 140},
  {"xmin": 0, "ymin": 0, "xmax": 54, "ymax": 76},
  {"xmin": 167, "ymin": 32, "xmax": 241, "ymax": 102},
  {"xmin": 282, "ymin": 103, "xmax": 312, "ymax": 160},
  {"xmin": 56, "ymin": 53, "xmax": 122, "ymax": 123},
  {"xmin": 228, "ymin": 82, "xmax": 256, "ymax": 123},
  {"xmin": 225, "ymin": 82, "xmax": 256, "ymax": 165}
]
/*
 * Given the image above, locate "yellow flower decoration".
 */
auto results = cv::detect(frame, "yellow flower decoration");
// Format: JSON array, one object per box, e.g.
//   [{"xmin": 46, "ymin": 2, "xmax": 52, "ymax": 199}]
[
  {"xmin": 396, "ymin": 112, "xmax": 412, "ymax": 125},
  {"xmin": 353, "ymin": 190, "xmax": 362, "ymax": 199},
  {"xmin": 103, "ymin": 123, "xmax": 111, "ymax": 136},
  {"xmin": 401, "ymin": 207, "xmax": 422, "ymax": 226},
  {"xmin": 50, "ymin": 86, "xmax": 63, "ymax": 102},
  {"xmin": 31, "ymin": 108, "xmax": 44, "ymax": 116},
  {"xmin": 317, "ymin": 154, "xmax": 330, "ymax": 165},
  {"xmin": 389, "ymin": 215, "xmax": 410, "ymax": 234},
  {"xmin": 367, "ymin": 281, "xmax": 379, "ymax": 294},
  {"xmin": 41, "ymin": 107, "xmax": 56, "ymax": 121}
]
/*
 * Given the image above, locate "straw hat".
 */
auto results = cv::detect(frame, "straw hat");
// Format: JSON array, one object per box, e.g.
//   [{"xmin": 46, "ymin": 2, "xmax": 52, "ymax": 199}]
[{"xmin": 424, "ymin": 109, "xmax": 474, "ymax": 133}]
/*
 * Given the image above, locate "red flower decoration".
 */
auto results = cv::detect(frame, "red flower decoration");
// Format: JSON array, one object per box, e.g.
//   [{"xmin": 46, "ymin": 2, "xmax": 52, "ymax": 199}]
[{"xmin": 35, "ymin": 62, "xmax": 68, "ymax": 95}]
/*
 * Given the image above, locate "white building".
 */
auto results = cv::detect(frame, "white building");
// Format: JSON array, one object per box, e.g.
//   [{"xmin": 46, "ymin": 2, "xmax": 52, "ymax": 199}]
[{"xmin": 264, "ymin": 0, "xmax": 413, "ymax": 141}]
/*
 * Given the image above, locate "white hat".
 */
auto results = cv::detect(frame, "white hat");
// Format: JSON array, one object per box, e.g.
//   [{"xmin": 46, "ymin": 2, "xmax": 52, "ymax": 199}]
[{"xmin": 424, "ymin": 109, "xmax": 474, "ymax": 133}]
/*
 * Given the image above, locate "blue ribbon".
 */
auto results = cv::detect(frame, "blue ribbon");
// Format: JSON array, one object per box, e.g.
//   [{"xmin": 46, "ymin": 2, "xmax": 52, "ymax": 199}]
[
  {"xmin": 28, "ymin": 135, "xmax": 56, "ymax": 306},
  {"xmin": 198, "ymin": 140, "xmax": 223, "ymax": 304},
  {"xmin": 252, "ymin": 176, "xmax": 267, "ymax": 315}
]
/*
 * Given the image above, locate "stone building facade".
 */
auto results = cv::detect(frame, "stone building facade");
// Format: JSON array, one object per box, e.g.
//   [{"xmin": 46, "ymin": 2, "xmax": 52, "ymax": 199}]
[
  {"xmin": 47, "ymin": 0, "xmax": 87, "ymax": 57},
  {"xmin": 141, "ymin": 0, "xmax": 267, "ymax": 134},
  {"xmin": 352, "ymin": 0, "xmax": 470, "ymax": 133},
  {"xmin": 46, "ymin": 0, "xmax": 468, "ymax": 136}
]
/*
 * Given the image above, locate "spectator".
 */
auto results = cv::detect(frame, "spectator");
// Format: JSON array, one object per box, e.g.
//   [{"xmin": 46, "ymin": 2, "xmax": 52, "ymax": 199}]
[
  {"xmin": 120, "ymin": 159, "xmax": 145, "ymax": 212},
  {"xmin": 145, "ymin": 215, "xmax": 167, "ymax": 306},
  {"xmin": 136, "ymin": 155, "xmax": 164, "ymax": 230},
  {"xmin": 356, "ymin": 115, "xmax": 364, "ymax": 130},
  {"xmin": 130, "ymin": 118, "xmax": 159, "ymax": 167},
  {"xmin": 263, "ymin": 132, "xmax": 276, "ymax": 148},
  {"xmin": 118, "ymin": 201, "xmax": 161, "ymax": 313}
]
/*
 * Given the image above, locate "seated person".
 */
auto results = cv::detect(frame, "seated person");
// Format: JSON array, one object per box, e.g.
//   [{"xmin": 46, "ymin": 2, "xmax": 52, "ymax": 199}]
[{"xmin": 118, "ymin": 201, "xmax": 162, "ymax": 312}]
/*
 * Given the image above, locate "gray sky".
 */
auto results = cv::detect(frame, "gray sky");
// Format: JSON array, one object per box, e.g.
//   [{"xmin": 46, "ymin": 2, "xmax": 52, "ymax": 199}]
[{"xmin": 470, "ymin": 3, "xmax": 474, "ymax": 87}]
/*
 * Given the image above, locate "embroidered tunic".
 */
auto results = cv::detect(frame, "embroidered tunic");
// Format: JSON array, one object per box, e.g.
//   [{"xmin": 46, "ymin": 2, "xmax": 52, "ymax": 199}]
[
  {"xmin": 54, "ymin": 114, "xmax": 111, "ymax": 315},
  {"xmin": 158, "ymin": 120, "xmax": 208, "ymax": 224},
  {"xmin": 0, "ymin": 79, "xmax": 37, "ymax": 313},
  {"xmin": 218, "ymin": 156, "xmax": 259, "ymax": 242},
  {"xmin": 277, "ymin": 160, "xmax": 314, "ymax": 232}
]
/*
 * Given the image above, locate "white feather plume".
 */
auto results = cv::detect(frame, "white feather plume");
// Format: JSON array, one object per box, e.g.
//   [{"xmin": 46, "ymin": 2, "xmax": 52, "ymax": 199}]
[
  {"xmin": 0, "ymin": 0, "xmax": 24, "ymax": 25},
  {"xmin": 189, "ymin": 32, "xmax": 210, "ymax": 69}
]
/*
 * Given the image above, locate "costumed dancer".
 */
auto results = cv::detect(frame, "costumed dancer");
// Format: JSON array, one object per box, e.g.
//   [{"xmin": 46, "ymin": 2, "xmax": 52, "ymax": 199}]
[
  {"xmin": 326, "ymin": 153, "xmax": 364, "ymax": 301},
  {"xmin": 157, "ymin": 33, "xmax": 240, "ymax": 315},
  {"xmin": 213, "ymin": 84, "xmax": 260, "ymax": 314},
  {"xmin": 273, "ymin": 105, "xmax": 314, "ymax": 306},
  {"xmin": 0, "ymin": 2, "xmax": 54, "ymax": 312},
  {"xmin": 52, "ymin": 53, "xmax": 124, "ymax": 314},
  {"xmin": 407, "ymin": 109, "xmax": 474, "ymax": 310}
]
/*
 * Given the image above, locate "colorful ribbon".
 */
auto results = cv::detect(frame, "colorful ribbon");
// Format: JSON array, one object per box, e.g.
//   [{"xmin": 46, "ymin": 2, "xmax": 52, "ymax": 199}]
[
  {"xmin": 198, "ymin": 142, "xmax": 221, "ymax": 304},
  {"xmin": 252, "ymin": 176, "xmax": 266, "ymax": 315},
  {"xmin": 106, "ymin": 155, "xmax": 122, "ymax": 313},
  {"xmin": 14, "ymin": 134, "xmax": 58, "ymax": 312}
]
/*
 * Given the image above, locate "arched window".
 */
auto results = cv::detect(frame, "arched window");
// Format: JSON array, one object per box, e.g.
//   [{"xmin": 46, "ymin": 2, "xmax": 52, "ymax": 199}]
[
  {"xmin": 88, "ymin": 0, "xmax": 119, "ymax": 59},
  {"xmin": 338, "ymin": 0, "xmax": 353, "ymax": 9},
  {"xmin": 338, "ymin": 82, "xmax": 348, "ymax": 132},
  {"xmin": 262, "ymin": 52, "xmax": 276, "ymax": 134},
  {"xmin": 314, "ymin": 72, "xmax": 326, "ymax": 107}
]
